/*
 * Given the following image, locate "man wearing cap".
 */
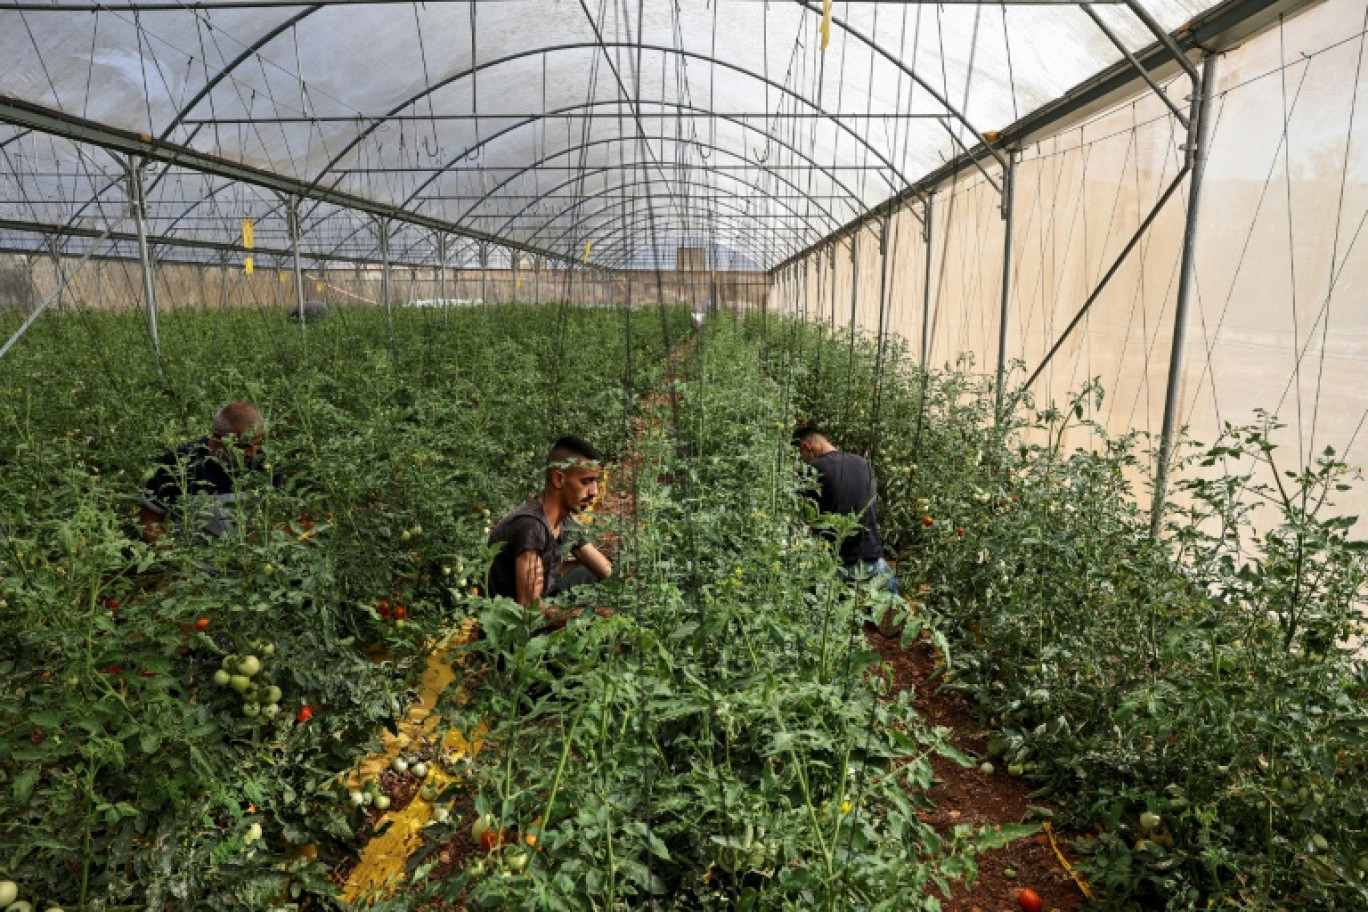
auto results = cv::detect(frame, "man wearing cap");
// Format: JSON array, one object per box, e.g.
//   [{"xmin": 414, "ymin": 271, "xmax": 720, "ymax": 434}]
[{"xmin": 487, "ymin": 435, "xmax": 614, "ymax": 628}]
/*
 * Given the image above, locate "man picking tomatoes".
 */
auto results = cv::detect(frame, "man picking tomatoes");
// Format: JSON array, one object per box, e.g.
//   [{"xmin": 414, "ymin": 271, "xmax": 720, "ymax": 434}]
[
  {"xmin": 487, "ymin": 435, "xmax": 613, "ymax": 628},
  {"xmin": 138, "ymin": 400, "xmax": 279, "ymax": 544},
  {"xmin": 792, "ymin": 424, "xmax": 898, "ymax": 593}
]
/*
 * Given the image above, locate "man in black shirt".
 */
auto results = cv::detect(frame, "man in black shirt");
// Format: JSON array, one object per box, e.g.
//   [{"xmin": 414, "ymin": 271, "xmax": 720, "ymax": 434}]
[
  {"xmin": 139, "ymin": 401, "xmax": 274, "ymax": 544},
  {"xmin": 487, "ymin": 435, "xmax": 614, "ymax": 628},
  {"xmin": 793, "ymin": 424, "xmax": 897, "ymax": 591}
]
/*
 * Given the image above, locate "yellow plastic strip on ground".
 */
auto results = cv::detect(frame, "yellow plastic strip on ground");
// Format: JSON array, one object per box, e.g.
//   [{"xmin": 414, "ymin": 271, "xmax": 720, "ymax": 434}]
[
  {"xmin": 1042, "ymin": 821, "xmax": 1096, "ymax": 900},
  {"xmin": 340, "ymin": 617, "xmax": 486, "ymax": 907}
]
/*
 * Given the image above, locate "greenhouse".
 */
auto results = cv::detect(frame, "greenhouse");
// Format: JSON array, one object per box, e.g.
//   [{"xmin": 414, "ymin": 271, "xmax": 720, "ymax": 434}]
[{"xmin": 1, "ymin": 0, "xmax": 1366, "ymax": 908}]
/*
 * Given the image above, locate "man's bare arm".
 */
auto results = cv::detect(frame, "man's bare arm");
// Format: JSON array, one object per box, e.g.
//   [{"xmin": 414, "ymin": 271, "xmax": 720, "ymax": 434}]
[
  {"xmin": 513, "ymin": 550, "xmax": 546, "ymax": 609},
  {"xmin": 573, "ymin": 543, "xmax": 613, "ymax": 580}
]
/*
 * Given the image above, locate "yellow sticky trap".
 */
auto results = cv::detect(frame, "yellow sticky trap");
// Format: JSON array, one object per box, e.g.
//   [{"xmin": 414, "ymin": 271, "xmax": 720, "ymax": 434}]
[
  {"xmin": 516, "ymin": 278, "xmax": 523, "ymax": 290},
  {"xmin": 316, "ymin": 282, "xmax": 324, "ymax": 292},
  {"xmin": 244, "ymin": 256, "xmax": 254, "ymax": 275},
  {"xmin": 340, "ymin": 619, "xmax": 486, "ymax": 905},
  {"xmin": 820, "ymin": 0, "xmax": 832, "ymax": 50},
  {"xmin": 583, "ymin": 241, "xmax": 593, "ymax": 264},
  {"xmin": 280, "ymin": 271, "xmax": 289, "ymax": 283},
  {"xmin": 242, "ymin": 218, "xmax": 254, "ymax": 249}
]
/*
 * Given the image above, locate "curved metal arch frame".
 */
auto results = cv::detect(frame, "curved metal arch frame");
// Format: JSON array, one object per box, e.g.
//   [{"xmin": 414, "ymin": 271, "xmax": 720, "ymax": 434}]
[
  {"xmin": 372, "ymin": 138, "xmax": 846, "ymax": 271},
  {"xmin": 577, "ymin": 202, "xmax": 794, "ymax": 263},
  {"xmin": 390, "ymin": 200, "xmax": 781, "ymax": 272},
  {"xmin": 586, "ymin": 216, "xmax": 781, "ymax": 271},
  {"xmin": 530, "ymin": 185, "xmax": 812, "ymax": 259},
  {"xmin": 476, "ymin": 159, "xmax": 849, "ymax": 242},
  {"xmin": 294, "ymin": 42, "xmax": 917, "ymax": 205},
  {"xmin": 484, "ymin": 140, "xmax": 848, "ymax": 240},
  {"xmin": 450, "ymin": 133, "xmax": 865, "ymax": 246},
  {"xmin": 428, "ymin": 98, "xmax": 862, "ymax": 226},
  {"xmin": 150, "ymin": 55, "xmax": 879, "ymax": 265}
]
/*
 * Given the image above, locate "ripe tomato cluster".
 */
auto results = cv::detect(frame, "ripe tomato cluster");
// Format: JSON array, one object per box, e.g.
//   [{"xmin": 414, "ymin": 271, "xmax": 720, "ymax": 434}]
[{"xmin": 376, "ymin": 599, "xmax": 407, "ymax": 621}]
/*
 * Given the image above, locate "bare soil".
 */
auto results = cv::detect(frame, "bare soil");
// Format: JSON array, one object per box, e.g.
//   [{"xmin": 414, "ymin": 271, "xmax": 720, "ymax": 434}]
[{"xmin": 866, "ymin": 627, "xmax": 1089, "ymax": 912}]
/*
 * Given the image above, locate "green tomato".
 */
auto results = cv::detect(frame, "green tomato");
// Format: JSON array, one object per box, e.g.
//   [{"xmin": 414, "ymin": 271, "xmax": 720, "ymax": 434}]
[
  {"xmin": 431, "ymin": 805, "xmax": 449, "ymax": 823},
  {"xmin": 229, "ymin": 675, "xmax": 251, "ymax": 693},
  {"xmin": 243, "ymin": 684, "xmax": 260, "ymax": 701},
  {"xmin": 505, "ymin": 850, "xmax": 529, "ymax": 875},
  {"xmin": 349, "ymin": 790, "xmax": 366, "ymax": 806},
  {"xmin": 212, "ymin": 669, "xmax": 231, "ymax": 686},
  {"xmin": 391, "ymin": 757, "xmax": 409, "ymax": 774},
  {"xmin": 374, "ymin": 794, "xmax": 392, "ymax": 811},
  {"xmin": 1007, "ymin": 763, "xmax": 1025, "ymax": 777},
  {"xmin": 410, "ymin": 762, "xmax": 428, "ymax": 779},
  {"xmin": 242, "ymin": 702, "xmax": 260, "ymax": 718},
  {"xmin": 8, "ymin": 902, "xmax": 33, "ymax": 912},
  {"xmin": 238, "ymin": 655, "xmax": 261, "ymax": 677},
  {"xmin": 0, "ymin": 881, "xmax": 18, "ymax": 907},
  {"xmin": 420, "ymin": 784, "xmax": 438, "ymax": 802},
  {"xmin": 472, "ymin": 813, "xmax": 496, "ymax": 843},
  {"xmin": 978, "ymin": 762, "xmax": 995, "ymax": 776},
  {"xmin": 222, "ymin": 655, "xmax": 239, "ymax": 673},
  {"xmin": 264, "ymin": 686, "xmax": 283, "ymax": 704},
  {"xmin": 245, "ymin": 822, "xmax": 263, "ymax": 843},
  {"xmin": 1140, "ymin": 811, "xmax": 1162, "ymax": 832},
  {"xmin": 262, "ymin": 703, "xmax": 280, "ymax": 718}
]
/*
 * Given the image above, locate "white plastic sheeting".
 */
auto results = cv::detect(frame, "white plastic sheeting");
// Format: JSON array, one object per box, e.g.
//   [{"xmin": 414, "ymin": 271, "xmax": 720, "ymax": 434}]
[
  {"xmin": 773, "ymin": 0, "xmax": 1368, "ymax": 529},
  {"xmin": 1, "ymin": 0, "xmax": 1209, "ymax": 268}
]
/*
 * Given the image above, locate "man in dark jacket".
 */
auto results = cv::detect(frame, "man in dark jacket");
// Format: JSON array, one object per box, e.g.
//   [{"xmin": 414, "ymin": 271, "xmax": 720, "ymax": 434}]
[
  {"xmin": 793, "ymin": 424, "xmax": 897, "ymax": 591},
  {"xmin": 138, "ymin": 401, "xmax": 277, "ymax": 544},
  {"xmin": 487, "ymin": 435, "xmax": 614, "ymax": 628}
]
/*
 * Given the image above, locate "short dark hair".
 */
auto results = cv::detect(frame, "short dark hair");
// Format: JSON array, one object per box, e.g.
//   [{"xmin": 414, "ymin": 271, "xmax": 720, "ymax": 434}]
[
  {"xmin": 547, "ymin": 435, "xmax": 602, "ymax": 468},
  {"xmin": 792, "ymin": 424, "xmax": 824, "ymax": 446}
]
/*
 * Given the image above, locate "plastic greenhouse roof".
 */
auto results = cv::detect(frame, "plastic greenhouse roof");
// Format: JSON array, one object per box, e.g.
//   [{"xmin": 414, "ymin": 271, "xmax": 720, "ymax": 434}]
[{"xmin": 0, "ymin": 0, "xmax": 1216, "ymax": 271}]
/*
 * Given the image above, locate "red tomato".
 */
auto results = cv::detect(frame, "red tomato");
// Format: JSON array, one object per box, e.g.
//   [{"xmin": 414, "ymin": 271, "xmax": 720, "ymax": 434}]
[
  {"xmin": 922, "ymin": 516, "xmax": 934, "ymax": 528},
  {"xmin": 1017, "ymin": 888, "xmax": 1043, "ymax": 912},
  {"xmin": 480, "ymin": 828, "xmax": 507, "ymax": 852},
  {"xmin": 105, "ymin": 597, "xmax": 120, "ymax": 609},
  {"xmin": 295, "ymin": 705, "xmax": 314, "ymax": 724},
  {"xmin": 956, "ymin": 527, "xmax": 966, "ymax": 539},
  {"xmin": 392, "ymin": 605, "xmax": 407, "ymax": 620},
  {"xmin": 101, "ymin": 665, "xmax": 123, "ymax": 675},
  {"xmin": 195, "ymin": 618, "xmax": 210, "ymax": 630}
]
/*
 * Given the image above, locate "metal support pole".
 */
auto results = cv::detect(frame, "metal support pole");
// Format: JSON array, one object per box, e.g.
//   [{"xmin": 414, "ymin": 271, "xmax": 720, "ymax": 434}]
[
  {"xmin": 378, "ymin": 216, "xmax": 393, "ymax": 349},
  {"xmin": 871, "ymin": 213, "xmax": 894, "ymax": 457},
  {"xmin": 510, "ymin": 250, "xmax": 519, "ymax": 305},
  {"xmin": 829, "ymin": 244, "xmax": 838, "ymax": 332},
  {"xmin": 288, "ymin": 193, "xmax": 306, "ymax": 334},
  {"xmin": 437, "ymin": 232, "xmax": 448, "ymax": 327},
  {"xmin": 126, "ymin": 156, "xmax": 161, "ymax": 364},
  {"xmin": 1150, "ymin": 53, "xmax": 1217, "ymax": 538},
  {"xmin": 534, "ymin": 256, "xmax": 542, "ymax": 304},
  {"xmin": 921, "ymin": 192, "xmax": 935, "ymax": 369},
  {"xmin": 848, "ymin": 231, "xmax": 860, "ymax": 345},
  {"xmin": 994, "ymin": 151, "xmax": 1018, "ymax": 423},
  {"xmin": 479, "ymin": 242, "xmax": 489, "ymax": 309}
]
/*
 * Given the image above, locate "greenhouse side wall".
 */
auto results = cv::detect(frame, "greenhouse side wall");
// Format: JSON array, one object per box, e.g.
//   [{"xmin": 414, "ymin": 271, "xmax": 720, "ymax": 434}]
[{"xmin": 773, "ymin": 0, "xmax": 1368, "ymax": 535}]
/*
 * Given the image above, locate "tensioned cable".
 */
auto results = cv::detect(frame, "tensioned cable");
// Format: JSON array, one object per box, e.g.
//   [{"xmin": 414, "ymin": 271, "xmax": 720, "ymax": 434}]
[{"xmin": 1307, "ymin": 5, "xmax": 1367, "ymax": 466}]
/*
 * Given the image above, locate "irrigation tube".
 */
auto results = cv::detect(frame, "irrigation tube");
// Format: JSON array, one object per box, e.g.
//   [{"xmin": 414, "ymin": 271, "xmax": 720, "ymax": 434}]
[{"xmin": 0, "ymin": 217, "xmax": 125, "ymax": 361}]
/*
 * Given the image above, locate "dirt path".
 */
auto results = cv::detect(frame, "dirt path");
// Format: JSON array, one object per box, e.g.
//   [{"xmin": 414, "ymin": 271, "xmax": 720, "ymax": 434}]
[{"xmin": 867, "ymin": 630, "xmax": 1090, "ymax": 912}]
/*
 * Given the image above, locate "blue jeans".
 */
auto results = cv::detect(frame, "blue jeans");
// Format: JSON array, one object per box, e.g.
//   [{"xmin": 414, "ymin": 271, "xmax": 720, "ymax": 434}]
[{"xmin": 841, "ymin": 556, "xmax": 899, "ymax": 594}]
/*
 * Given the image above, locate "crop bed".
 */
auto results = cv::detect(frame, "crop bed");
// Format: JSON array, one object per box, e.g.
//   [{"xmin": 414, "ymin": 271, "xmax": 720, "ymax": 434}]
[{"xmin": 1, "ymin": 303, "xmax": 1365, "ymax": 911}]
